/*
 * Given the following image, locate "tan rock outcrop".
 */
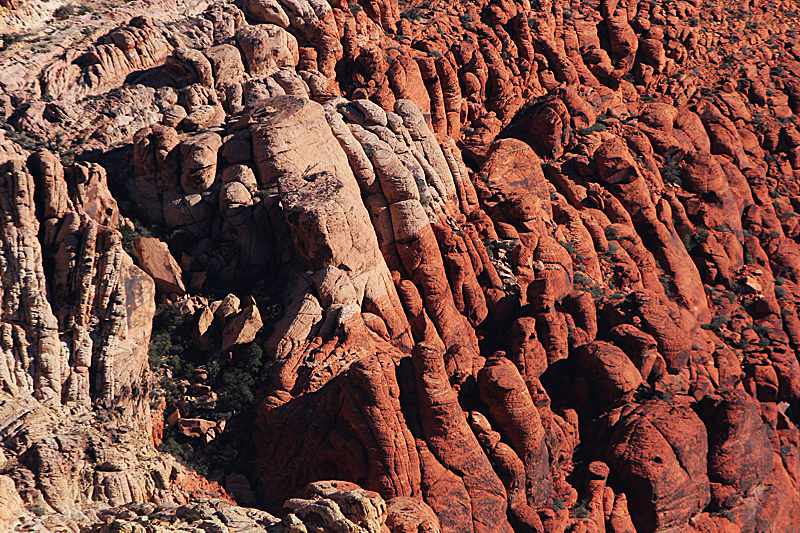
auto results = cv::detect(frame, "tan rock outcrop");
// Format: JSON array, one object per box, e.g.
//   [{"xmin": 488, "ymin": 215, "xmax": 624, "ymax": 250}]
[
  {"xmin": 132, "ymin": 237, "xmax": 186, "ymax": 294},
  {"xmin": 236, "ymin": 24, "xmax": 299, "ymax": 77},
  {"xmin": 251, "ymin": 95, "xmax": 412, "ymax": 348}
]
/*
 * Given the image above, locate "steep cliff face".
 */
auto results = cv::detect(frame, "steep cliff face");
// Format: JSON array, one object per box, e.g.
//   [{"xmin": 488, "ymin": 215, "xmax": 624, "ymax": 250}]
[
  {"xmin": 3, "ymin": 0, "xmax": 800, "ymax": 531},
  {"xmin": 0, "ymin": 141, "xmax": 154, "ymax": 425},
  {"xmin": 0, "ymin": 137, "xmax": 239, "ymax": 532}
]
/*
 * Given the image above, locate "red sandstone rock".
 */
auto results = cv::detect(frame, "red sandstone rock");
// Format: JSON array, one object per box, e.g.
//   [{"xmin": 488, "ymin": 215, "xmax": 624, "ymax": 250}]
[
  {"xmin": 4, "ymin": 2, "xmax": 800, "ymax": 532},
  {"xmin": 177, "ymin": 418, "xmax": 217, "ymax": 438},
  {"xmin": 605, "ymin": 401, "xmax": 710, "ymax": 532},
  {"xmin": 386, "ymin": 497, "xmax": 441, "ymax": 533},
  {"xmin": 476, "ymin": 138, "xmax": 552, "ymax": 229},
  {"xmin": 236, "ymin": 24, "xmax": 299, "ymax": 77},
  {"xmin": 413, "ymin": 342, "xmax": 513, "ymax": 533},
  {"xmin": 509, "ymin": 317, "xmax": 548, "ymax": 381},
  {"xmin": 701, "ymin": 390, "xmax": 772, "ymax": 497},
  {"xmin": 578, "ymin": 341, "xmax": 642, "ymax": 407},
  {"xmin": 478, "ymin": 353, "xmax": 550, "ymax": 506}
]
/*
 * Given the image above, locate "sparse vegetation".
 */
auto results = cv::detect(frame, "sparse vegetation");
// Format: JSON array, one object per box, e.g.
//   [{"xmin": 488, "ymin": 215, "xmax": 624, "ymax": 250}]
[
  {"xmin": 574, "ymin": 272, "xmax": 605, "ymax": 301},
  {"xmin": 570, "ymin": 499, "xmax": 590, "ymax": 519},
  {"xmin": 576, "ymin": 122, "xmax": 607, "ymax": 135},
  {"xmin": 119, "ymin": 225, "xmax": 138, "ymax": 254},
  {"xmin": 148, "ymin": 302, "xmax": 276, "ymax": 417},
  {"xmin": 739, "ymin": 324, "xmax": 772, "ymax": 349},
  {"xmin": 84, "ymin": 440, "xmax": 98, "ymax": 463},
  {"xmin": 661, "ymin": 157, "xmax": 683, "ymax": 187},
  {"xmin": 561, "ymin": 240, "xmax": 578, "ymax": 257},
  {"xmin": 682, "ymin": 229, "xmax": 709, "ymax": 255},
  {"xmin": 720, "ymin": 54, "xmax": 736, "ymax": 69},
  {"xmin": 0, "ymin": 33, "xmax": 22, "ymax": 51},
  {"xmin": 53, "ymin": 4, "xmax": 76, "ymax": 20},
  {"xmin": 634, "ymin": 384, "xmax": 674, "ymax": 403},
  {"xmin": 159, "ymin": 436, "xmax": 209, "ymax": 476},
  {"xmin": 400, "ymin": 7, "xmax": 424, "ymax": 20},
  {"xmin": 149, "ymin": 276, "xmax": 281, "ymax": 478},
  {"xmin": 701, "ymin": 314, "xmax": 729, "ymax": 333},
  {"xmin": 0, "ymin": 117, "xmax": 71, "ymax": 160},
  {"xmin": 711, "ymin": 509, "xmax": 736, "ymax": 523},
  {"xmin": 27, "ymin": 505, "xmax": 47, "ymax": 517},
  {"xmin": 654, "ymin": 260, "xmax": 676, "ymax": 303}
]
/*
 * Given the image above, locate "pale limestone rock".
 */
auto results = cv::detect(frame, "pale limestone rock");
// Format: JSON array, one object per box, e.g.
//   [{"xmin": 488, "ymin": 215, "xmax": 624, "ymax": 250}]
[
  {"xmin": 40, "ymin": 18, "xmax": 172, "ymax": 102},
  {"xmin": 66, "ymin": 162, "xmax": 120, "ymax": 228},
  {"xmin": 393, "ymin": 99, "xmax": 457, "ymax": 205},
  {"xmin": 27, "ymin": 151, "xmax": 72, "ymax": 219},
  {"xmin": 205, "ymin": 44, "xmax": 245, "ymax": 89},
  {"xmin": 0, "ymin": 475, "xmax": 27, "ymax": 531},
  {"xmin": 266, "ymin": 281, "xmax": 323, "ymax": 361},
  {"xmin": 221, "ymin": 164, "xmax": 258, "ymax": 193},
  {"xmin": 272, "ymin": 67, "xmax": 310, "ymax": 98},
  {"xmin": 0, "ymin": 159, "xmax": 62, "ymax": 404}
]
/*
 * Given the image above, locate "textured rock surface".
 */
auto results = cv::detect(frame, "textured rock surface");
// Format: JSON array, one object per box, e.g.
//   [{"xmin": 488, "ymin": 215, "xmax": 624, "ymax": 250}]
[
  {"xmin": 605, "ymin": 401, "xmax": 711, "ymax": 532},
  {"xmin": 3, "ymin": 0, "xmax": 800, "ymax": 532},
  {"xmin": 132, "ymin": 236, "xmax": 186, "ymax": 294},
  {"xmin": 81, "ymin": 482, "xmax": 410, "ymax": 533}
]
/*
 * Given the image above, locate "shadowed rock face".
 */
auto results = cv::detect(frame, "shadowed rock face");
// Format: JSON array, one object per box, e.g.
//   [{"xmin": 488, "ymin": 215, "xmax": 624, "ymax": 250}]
[
  {"xmin": 605, "ymin": 401, "xmax": 711, "ymax": 533},
  {"xmin": 4, "ymin": 0, "xmax": 800, "ymax": 531}
]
